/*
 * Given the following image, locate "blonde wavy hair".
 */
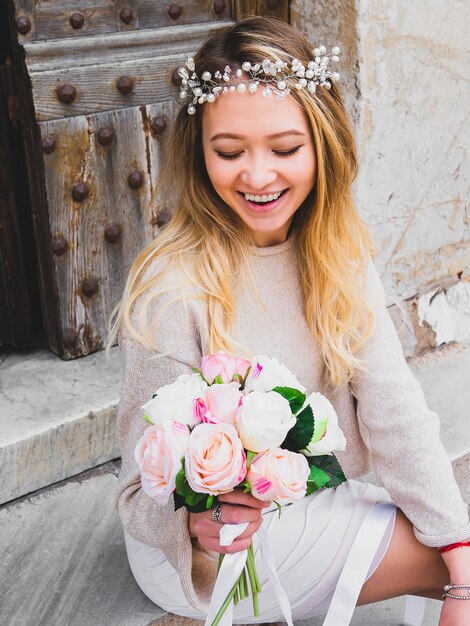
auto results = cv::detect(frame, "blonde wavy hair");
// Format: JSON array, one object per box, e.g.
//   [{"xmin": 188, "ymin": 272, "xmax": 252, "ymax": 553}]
[{"xmin": 108, "ymin": 16, "xmax": 376, "ymax": 387}]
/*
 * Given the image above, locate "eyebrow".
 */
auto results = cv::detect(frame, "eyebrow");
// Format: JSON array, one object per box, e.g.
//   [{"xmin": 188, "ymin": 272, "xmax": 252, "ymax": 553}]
[{"xmin": 209, "ymin": 130, "xmax": 307, "ymax": 142}]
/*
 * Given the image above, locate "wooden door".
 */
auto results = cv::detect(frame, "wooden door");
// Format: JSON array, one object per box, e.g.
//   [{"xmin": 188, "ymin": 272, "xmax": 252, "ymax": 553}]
[{"xmin": 5, "ymin": 0, "xmax": 289, "ymax": 359}]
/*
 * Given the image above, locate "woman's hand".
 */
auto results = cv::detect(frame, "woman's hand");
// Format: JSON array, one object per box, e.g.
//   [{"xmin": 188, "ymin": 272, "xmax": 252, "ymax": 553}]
[
  {"xmin": 189, "ymin": 489, "xmax": 271, "ymax": 554},
  {"xmin": 438, "ymin": 545, "xmax": 470, "ymax": 626}
]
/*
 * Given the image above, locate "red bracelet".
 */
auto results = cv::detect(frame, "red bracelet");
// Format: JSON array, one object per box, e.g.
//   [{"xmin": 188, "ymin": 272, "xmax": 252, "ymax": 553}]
[{"xmin": 438, "ymin": 541, "xmax": 470, "ymax": 554}]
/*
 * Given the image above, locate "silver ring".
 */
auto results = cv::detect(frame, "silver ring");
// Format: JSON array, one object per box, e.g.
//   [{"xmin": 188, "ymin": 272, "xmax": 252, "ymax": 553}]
[{"xmin": 212, "ymin": 503, "xmax": 223, "ymax": 524}]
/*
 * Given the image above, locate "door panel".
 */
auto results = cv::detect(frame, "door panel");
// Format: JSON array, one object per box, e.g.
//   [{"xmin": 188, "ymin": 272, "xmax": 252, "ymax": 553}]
[
  {"xmin": 6, "ymin": 0, "xmax": 289, "ymax": 358},
  {"xmin": 40, "ymin": 101, "xmax": 178, "ymax": 357}
]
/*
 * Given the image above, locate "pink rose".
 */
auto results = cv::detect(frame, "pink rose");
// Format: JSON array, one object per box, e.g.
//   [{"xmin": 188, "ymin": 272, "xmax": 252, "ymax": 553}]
[
  {"xmin": 135, "ymin": 422, "xmax": 190, "ymax": 505},
  {"xmin": 200, "ymin": 352, "xmax": 251, "ymax": 384},
  {"xmin": 201, "ymin": 382, "xmax": 243, "ymax": 425},
  {"xmin": 247, "ymin": 448, "xmax": 309, "ymax": 504},
  {"xmin": 185, "ymin": 423, "xmax": 247, "ymax": 495}
]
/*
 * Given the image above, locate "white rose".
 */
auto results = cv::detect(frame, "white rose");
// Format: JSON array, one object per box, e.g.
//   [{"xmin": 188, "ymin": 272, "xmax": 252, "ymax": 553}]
[
  {"xmin": 237, "ymin": 391, "xmax": 296, "ymax": 452},
  {"xmin": 142, "ymin": 373, "xmax": 208, "ymax": 427},
  {"xmin": 244, "ymin": 355, "xmax": 306, "ymax": 394},
  {"xmin": 300, "ymin": 392, "xmax": 346, "ymax": 456}
]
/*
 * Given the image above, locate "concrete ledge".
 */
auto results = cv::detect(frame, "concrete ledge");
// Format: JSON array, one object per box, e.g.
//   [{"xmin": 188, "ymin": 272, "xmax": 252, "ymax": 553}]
[
  {"xmin": 0, "ymin": 464, "xmax": 165, "ymax": 626},
  {"xmin": 0, "ymin": 348, "xmax": 121, "ymax": 504},
  {"xmin": 0, "ymin": 463, "xmax": 443, "ymax": 626}
]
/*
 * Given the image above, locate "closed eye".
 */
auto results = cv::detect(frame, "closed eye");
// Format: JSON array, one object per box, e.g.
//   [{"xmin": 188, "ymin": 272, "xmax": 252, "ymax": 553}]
[
  {"xmin": 274, "ymin": 146, "xmax": 302, "ymax": 158},
  {"xmin": 215, "ymin": 146, "xmax": 302, "ymax": 160}
]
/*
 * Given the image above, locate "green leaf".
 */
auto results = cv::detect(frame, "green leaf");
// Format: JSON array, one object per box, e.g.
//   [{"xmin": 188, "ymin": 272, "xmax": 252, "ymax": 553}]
[
  {"xmin": 272, "ymin": 386, "xmax": 306, "ymax": 414},
  {"xmin": 306, "ymin": 454, "xmax": 347, "ymax": 493},
  {"xmin": 173, "ymin": 491, "xmax": 186, "ymax": 511},
  {"xmin": 191, "ymin": 367, "xmax": 209, "ymax": 384},
  {"xmin": 213, "ymin": 374, "xmax": 225, "ymax": 385},
  {"xmin": 206, "ymin": 495, "xmax": 214, "ymax": 509},
  {"xmin": 306, "ymin": 465, "xmax": 330, "ymax": 494},
  {"xmin": 185, "ymin": 490, "xmax": 206, "ymax": 507},
  {"xmin": 246, "ymin": 450, "xmax": 256, "ymax": 469},
  {"xmin": 273, "ymin": 501, "xmax": 282, "ymax": 519},
  {"xmin": 174, "ymin": 462, "xmax": 216, "ymax": 512},
  {"xmin": 240, "ymin": 479, "xmax": 251, "ymax": 493},
  {"xmin": 143, "ymin": 413, "xmax": 154, "ymax": 425},
  {"xmin": 281, "ymin": 404, "xmax": 315, "ymax": 452},
  {"xmin": 185, "ymin": 495, "xmax": 215, "ymax": 513},
  {"xmin": 231, "ymin": 373, "xmax": 244, "ymax": 386},
  {"xmin": 175, "ymin": 465, "xmax": 192, "ymax": 499}
]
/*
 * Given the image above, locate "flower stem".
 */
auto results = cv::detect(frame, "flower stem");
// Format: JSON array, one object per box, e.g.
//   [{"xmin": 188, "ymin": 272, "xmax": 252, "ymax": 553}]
[
  {"xmin": 247, "ymin": 545, "xmax": 262, "ymax": 593},
  {"xmin": 211, "ymin": 578, "xmax": 239, "ymax": 626},
  {"xmin": 233, "ymin": 583, "xmax": 239, "ymax": 606},
  {"xmin": 246, "ymin": 548, "xmax": 260, "ymax": 616},
  {"xmin": 241, "ymin": 567, "xmax": 249, "ymax": 600},
  {"xmin": 217, "ymin": 553, "xmax": 224, "ymax": 575}
]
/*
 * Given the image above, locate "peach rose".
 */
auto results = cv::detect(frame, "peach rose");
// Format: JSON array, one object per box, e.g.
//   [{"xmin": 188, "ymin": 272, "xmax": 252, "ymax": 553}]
[
  {"xmin": 247, "ymin": 448, "xmax": 309, "ymax": 504},
  {"xmin": 201, "ymin": 382, "xmax": 243, "ymax": 425},
  {"xmin": 185, "ymin": 423, "xmax": 247, "ymax": 495},
  {"xmin": 135, "ymin": 421, "xmax": 190, "ymax": 505},
  {"xmin": 200, "ymin": 352, "xmax": 251, "ymax": 384}
]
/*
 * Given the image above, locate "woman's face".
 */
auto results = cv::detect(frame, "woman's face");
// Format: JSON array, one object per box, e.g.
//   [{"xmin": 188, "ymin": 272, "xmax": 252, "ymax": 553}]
[{"xmin": 202, "ymin": 88, "xmax": 317, "ymax": 247}]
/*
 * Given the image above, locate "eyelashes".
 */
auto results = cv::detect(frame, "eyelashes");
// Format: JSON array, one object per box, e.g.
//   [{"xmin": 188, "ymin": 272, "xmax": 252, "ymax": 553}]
[{"xmin": 215, "ymin": 146, "xmax": 302, "ymax": 160}]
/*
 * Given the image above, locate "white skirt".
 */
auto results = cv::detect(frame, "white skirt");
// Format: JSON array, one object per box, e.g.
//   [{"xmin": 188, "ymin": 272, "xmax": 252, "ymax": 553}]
[{"xmin": 124, "ymin": 479, "xmax": 396, "ymax": 624}]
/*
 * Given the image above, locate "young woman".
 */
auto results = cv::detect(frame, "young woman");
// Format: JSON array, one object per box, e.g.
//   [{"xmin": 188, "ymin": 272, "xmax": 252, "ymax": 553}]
[{"xmin": 111, "ymin": 16, "xmax": 470, "ymax": 625}]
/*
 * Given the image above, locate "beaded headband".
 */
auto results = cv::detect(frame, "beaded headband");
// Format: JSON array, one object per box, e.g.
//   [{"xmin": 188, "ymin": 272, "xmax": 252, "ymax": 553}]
[{"xmin": 177, "ymin": 45, "xmax": 341, "ymax": 115}]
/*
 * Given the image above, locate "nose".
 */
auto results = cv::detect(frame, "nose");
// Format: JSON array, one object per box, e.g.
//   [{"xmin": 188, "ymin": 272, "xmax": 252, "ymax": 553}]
[{"xmin": 239, "ymin": 153, "xmax": 278, "ymax": 191}]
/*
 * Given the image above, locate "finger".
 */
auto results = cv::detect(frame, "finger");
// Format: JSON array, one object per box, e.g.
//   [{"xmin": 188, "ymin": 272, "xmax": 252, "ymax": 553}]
[
  {"xmin": 209, "ymin": 518, "xmax": 262, "ymax": 540},
  {"xmin": 215, "ymin": 503, "xmax": 263, "ymax": 525},
  {"xmin": 219, "ymin": 489, "xmax": 271, "ymax": 508},
  {"xmin": 191, "ymin": 504, "xmax": 261, "ymax": 534},
  {"xmin": 198, "ymin": 535, "xmax": 253, "ymax": 555},
  {"xmin": 234, "ymin": 518, "xmax": 263, "ymax": 540}
]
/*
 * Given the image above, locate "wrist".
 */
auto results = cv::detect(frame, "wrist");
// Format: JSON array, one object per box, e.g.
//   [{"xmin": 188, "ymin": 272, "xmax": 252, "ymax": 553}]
[
  {"xmin": 440, "ymin": 546, "xmax": 470, "ymax": 583},
  {"xmin": 439, "ymin": 541, "xmax": 470, "ymax": 554}
]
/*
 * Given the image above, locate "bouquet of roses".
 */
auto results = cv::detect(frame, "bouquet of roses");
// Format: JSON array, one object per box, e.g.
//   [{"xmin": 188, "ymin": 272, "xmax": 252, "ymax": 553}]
[{"xmin": 135, "ymin": 352, "xmax": 347, "ymax": 625}]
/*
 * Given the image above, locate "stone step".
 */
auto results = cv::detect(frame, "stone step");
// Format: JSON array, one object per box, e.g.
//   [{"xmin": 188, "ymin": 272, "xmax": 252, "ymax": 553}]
[
  {"xmin": 1, "ymin": 342, "xmax": 469, "ymax": 506},
  {"xmin": 0, "ymin": 347, "xmax": 121, "ymax": 505},
  {"xmin": 0, "ymin": 463, "xmax": 443, "ymax": 626}
]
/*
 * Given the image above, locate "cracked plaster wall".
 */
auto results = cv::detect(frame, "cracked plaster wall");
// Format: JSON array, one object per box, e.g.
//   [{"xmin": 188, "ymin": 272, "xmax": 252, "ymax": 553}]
[{"xmin": 292, "ymin": 0, "xmax": 470, "ymax": 352}]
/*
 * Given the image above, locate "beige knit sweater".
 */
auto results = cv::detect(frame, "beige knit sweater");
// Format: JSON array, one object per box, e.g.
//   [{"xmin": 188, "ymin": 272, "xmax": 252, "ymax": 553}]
[{"xmin": 116, "ymin": 238, "xmax": 470, "ymax": 612}]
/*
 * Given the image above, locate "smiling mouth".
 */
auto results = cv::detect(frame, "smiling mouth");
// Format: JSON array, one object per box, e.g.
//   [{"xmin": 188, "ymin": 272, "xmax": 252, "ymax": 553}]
[{"xmin": 238, "ymin": 189, "xmax": 288, "ymax": 205}]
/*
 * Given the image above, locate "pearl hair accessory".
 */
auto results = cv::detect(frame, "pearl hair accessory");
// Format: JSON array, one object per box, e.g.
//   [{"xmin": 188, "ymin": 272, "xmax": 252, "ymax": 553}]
[{"xmin": 177, "ymin": 45, "xmax": 341, "ymax": 115}]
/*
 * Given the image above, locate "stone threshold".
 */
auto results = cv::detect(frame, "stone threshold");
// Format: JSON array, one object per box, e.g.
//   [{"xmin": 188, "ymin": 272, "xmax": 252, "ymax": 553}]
[{"xmin": 0, "ymin": 347, "xmax": 121, "ymax": 504}]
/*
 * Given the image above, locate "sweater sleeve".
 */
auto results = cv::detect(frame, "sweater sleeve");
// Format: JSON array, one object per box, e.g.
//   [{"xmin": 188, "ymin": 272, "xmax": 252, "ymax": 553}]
[
  {"xmin": 350, "ymin": 260, "xmax": 470, "ymax": 547},
  {"xmin": 115, "ymin": 279, "xmax": 217, "ymax": 611}
]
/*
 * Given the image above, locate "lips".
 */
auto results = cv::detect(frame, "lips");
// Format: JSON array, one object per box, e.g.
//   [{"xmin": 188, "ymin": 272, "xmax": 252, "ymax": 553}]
[{"xmin": 238, "ymin": 189, "xmax": 288, "ymax": 213}]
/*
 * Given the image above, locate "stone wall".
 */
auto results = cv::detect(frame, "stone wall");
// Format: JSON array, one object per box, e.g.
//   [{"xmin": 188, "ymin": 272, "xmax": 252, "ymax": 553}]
[{"xmin": 291, "ymin": 0, "xmax": 470, "ymax": 356}]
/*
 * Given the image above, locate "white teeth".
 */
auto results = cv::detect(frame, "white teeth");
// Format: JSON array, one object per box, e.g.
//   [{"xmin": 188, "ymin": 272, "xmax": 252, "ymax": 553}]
[{"xmin": 243, "ymin": 191, "xmax": 283, "ymax": 203}]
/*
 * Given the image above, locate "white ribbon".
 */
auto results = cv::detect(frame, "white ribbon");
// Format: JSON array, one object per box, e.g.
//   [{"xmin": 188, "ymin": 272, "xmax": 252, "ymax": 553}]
[
  {"xmin": 322, "ymin": 502, "xmax": 396, "ymax": 626},
  {"xmin": 258, "ymin": 524, "xmax": 294, "ymax": 626},
  {"xmin": 204, "ymin": 521, "xmax": 294, "ymax": 626},
  {"xmin": 204, "ymin": 522, "xmax": 248, "ymax": 626},
  {"xmin": 205, "ymin": 502, "xmax": 400, "ymax": 626}
]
